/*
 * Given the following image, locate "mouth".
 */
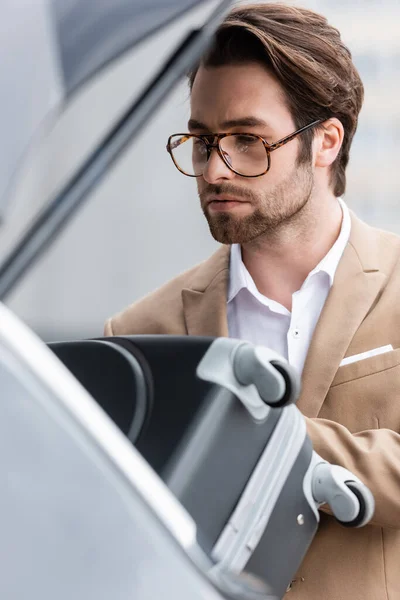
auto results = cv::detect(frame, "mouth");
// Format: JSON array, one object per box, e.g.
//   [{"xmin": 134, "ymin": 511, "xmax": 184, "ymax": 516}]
[{"xmin": 207, "ymin": 197, "xmax": 249, "ymax": 212}]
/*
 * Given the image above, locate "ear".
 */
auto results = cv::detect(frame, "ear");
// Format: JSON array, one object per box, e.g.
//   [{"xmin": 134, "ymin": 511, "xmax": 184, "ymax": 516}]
[{"xmin": 314, "ymin": 118, "xmax": 344, "ymax": 168}]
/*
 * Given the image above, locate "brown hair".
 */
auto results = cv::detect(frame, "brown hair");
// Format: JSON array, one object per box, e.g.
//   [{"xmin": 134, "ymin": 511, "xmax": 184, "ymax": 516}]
[{"xmin": 189, "ymin": 3, "xmax": 364, "ymax": 197}]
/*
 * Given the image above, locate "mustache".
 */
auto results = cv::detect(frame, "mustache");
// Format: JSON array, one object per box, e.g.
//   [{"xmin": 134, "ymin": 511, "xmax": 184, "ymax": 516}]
[{"xmin": 199, "ymin": 184, "xmax": 254, "ymax": 202}]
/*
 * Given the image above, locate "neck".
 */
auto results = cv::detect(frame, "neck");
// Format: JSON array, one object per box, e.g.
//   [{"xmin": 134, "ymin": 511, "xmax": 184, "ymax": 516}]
[{"xmin": 240, "ymin": 193, "xmax": 343, "ymax": 311}]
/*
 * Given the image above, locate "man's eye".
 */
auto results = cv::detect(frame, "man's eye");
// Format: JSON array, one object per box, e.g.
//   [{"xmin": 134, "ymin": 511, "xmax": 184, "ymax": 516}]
[{"xmin": 235, "ymin": 135, "xmax": 258, "ymax": 151}]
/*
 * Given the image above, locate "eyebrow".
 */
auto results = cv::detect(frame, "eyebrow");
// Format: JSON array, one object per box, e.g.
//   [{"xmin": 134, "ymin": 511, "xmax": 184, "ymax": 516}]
[{"xmin": 188, "ymin": 116, "xmax": 271, "ymax": 131}]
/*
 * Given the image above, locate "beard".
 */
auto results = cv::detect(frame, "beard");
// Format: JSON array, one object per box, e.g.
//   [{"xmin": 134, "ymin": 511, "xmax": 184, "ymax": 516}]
[{"xmin": 199, "ymin": 162, "xmax": 314, "ymax": 245}]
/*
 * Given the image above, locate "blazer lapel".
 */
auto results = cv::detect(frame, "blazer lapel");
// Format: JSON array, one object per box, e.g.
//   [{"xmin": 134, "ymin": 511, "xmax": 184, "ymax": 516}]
[
  {"xmin": 297, "ymin": 213, "xmax": 387, "ymax": 417},
  {"xmin": 182, "ymin": 245, "xmax": 230, "ymax": 337}
]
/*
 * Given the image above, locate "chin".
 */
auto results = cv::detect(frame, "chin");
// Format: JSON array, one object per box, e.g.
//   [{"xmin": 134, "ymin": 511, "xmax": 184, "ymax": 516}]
[
  {"xmin": 208, "ymin": 223, "xmax": 259, "ymax": 245},
  {"xmin": 206, "ymin": 211, "xmax": 267, "ymax": 245}
]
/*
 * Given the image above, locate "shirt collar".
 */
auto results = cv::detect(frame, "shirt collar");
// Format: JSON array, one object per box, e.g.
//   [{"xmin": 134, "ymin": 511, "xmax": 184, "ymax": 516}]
[
  {"xmin": 228, "ymin": 242, "xmax": 250, "ymax": 302},
  {"xmin": 228, "ymin": 197, "xmax": 351, "ymax": 303}
]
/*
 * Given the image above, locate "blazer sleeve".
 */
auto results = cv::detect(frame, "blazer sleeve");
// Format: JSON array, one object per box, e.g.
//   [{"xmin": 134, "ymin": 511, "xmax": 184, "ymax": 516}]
[{"xmin": 306, "ymin": 417, "xmax": 400, "ymax": 529}]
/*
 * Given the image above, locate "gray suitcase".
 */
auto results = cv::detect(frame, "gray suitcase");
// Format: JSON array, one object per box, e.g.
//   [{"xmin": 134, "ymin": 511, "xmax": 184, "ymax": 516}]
[
  {"xmin": 156, "ymin": 337, "xmax": 374, "ymax": 598},
  {"xmin": 51, "ymin": 334, "xmax": 375, "ymax": 599}
]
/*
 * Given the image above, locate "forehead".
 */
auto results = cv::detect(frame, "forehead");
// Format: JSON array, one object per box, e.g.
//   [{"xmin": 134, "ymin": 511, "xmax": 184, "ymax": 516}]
[{"xmin": 190, "ymin": 62, "xmax": 292, "ymax": 131}]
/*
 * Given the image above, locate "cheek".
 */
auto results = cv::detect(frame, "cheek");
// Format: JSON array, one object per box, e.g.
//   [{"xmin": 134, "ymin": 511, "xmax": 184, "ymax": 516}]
[
  {"xmin": 268, "ymin": 143, "xmax": 299, "ymax": 175},
  {"xmin": 196, "ymin": 177, "xmax": 207, "ymax": 195}
]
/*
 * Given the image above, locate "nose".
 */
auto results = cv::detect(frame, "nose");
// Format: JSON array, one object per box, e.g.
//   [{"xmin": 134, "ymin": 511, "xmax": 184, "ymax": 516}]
[{"xmin": 202, "ymin": 147, "xmax": 235, "ymax": 184}]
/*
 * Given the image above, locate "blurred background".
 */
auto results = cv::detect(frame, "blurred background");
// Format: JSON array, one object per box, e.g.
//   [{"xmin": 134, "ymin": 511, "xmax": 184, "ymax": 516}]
[{"xmin": 1, "ymin": 0, "xmax": 399, "ymax": 341}]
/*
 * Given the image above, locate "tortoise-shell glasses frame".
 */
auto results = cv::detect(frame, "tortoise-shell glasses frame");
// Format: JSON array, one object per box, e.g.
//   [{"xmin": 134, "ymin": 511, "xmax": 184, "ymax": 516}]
[{"xmin": 166, "ymin": 119, "xmax": 323, "ymax": 178}]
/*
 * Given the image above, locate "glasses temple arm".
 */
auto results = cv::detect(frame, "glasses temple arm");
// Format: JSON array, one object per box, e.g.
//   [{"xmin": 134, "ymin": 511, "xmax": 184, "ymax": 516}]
[{"xmin": 268, "ymin": 119, "xmax": 323, "ymax": 152}]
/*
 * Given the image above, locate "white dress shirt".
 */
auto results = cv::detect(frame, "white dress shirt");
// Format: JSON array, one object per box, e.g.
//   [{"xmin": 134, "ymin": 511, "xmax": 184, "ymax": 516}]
[{"xmin": 227, "ymin": 198, "xmax": 351, "ymax": 375}]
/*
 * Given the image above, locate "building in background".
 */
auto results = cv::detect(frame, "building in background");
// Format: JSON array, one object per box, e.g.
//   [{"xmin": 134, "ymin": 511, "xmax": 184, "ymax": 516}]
[
  {"xmin": 311, "ymin": 0, "xmax": 400, "ymax": 226},
  {"xmin": 2, "ymin": 0, "xmax": 399, "ymax": 340}
]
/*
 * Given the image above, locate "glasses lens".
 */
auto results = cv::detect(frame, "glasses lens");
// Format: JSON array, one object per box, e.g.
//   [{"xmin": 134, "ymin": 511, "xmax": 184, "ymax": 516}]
[
  {"xmin": 169, "ymin": 135, "xmax": 208, "ymax": 176},
  {"xmin": 220, "ymin": 135, "xmax": 268, "ymax": 176}
]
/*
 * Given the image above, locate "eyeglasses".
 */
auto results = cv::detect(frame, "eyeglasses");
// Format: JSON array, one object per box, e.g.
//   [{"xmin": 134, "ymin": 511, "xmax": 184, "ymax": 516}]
[{"xmin": 166, "ymin": 120, "xmax": 322, "ymax": 178}]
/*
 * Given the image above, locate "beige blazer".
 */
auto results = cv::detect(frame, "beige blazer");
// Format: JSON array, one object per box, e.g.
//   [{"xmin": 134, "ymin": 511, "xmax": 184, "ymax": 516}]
[{"xmin": 105, "ymin": 212, "xmax": 400, "ymax": 600}]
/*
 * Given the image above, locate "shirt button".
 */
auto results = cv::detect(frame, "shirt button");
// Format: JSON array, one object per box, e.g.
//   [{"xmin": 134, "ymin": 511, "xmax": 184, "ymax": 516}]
[{"xmin": 292, "ymin": 328, "xmax": 300, "ymax": 339}]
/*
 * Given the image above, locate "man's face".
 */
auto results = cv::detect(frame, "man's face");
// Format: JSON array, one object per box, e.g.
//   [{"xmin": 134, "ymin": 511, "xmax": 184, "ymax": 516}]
[{"xmin": 190, "ymin": 62, "xmax": 314, "ymax": 244}]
